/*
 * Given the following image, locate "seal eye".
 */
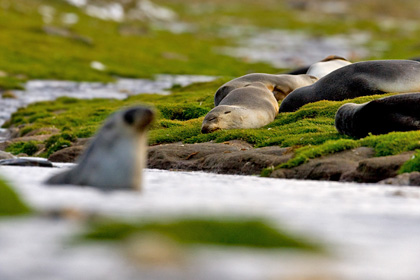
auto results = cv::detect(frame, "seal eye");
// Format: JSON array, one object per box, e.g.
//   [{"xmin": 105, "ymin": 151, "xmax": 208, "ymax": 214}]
[
  {"xmin": 208, "ymin": 117, "xmax": 217, "ymax": 122},
  {"xmin": 224, "ymin": 111, "xmax": 231, "ymax": 114},
  {"xmin": 123, "ymin": 108, "xmax": 137, "ymax": 125}
]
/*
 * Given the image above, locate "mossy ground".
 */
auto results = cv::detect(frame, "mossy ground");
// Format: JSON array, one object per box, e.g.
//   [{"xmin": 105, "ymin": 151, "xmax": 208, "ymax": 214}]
[
  {"xmin": 83, "ymin": 217, "xmax": 321, "ymax": 251},
  {"xmin": 0, "ymin": 177, "xmax": 32, "ymax": 217}
]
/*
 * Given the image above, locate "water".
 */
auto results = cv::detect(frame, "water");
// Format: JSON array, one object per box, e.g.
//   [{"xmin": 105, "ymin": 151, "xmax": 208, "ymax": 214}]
[
  {"xmin": 1, "ymin": 165, "xmax": 420, "ymax": 279},
  {"xmin": 219, "ymin": 28, "xmax": 371, "ymax": 68}
]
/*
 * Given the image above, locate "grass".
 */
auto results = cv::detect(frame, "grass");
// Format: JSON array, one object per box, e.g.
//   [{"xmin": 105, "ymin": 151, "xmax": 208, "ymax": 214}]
[
  {"xmin": 0, "ymin": 177, "xmax": 32, "ymax": 217},
  {"xmin": 0, "ymin": 0, "xmax": 280, "ymax": 90},
  {"xmin": 83, "ymin": 217, "xmax": 321, "ymax": 251}
]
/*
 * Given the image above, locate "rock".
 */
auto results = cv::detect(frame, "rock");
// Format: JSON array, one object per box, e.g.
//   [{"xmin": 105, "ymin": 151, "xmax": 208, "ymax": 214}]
[
  {"xmin": 48, "ymin": 145, "xmax": 85, "ymax": 162},
  {"xmin": 271, "ymin": 147, "xmax": 375, "ymax": 181},
  {"xmin": 0, "ymin": 158, "xmax": 53, "ymax": 167},
  {"xmin": 148, "ymin": 140, "xmax": 292, "ymax": 175},
  {"xmin": 0, "ymin": 151, "xmax": 14, "ymax": 160},
  {"xmin": 378, "ymin": 171, "xmax": 420, "ymax": 186},
  {"xmin": 341, "ymin": 152, "xmax": 414, "ymax": 183}
]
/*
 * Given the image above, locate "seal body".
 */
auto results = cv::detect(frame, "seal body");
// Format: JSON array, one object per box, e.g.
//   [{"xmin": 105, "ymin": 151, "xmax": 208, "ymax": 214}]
[
  {"xmin": 202, "ymin": 82, "xmax": 279, "ymax": 133},
  {"xmin": 214, "ymin": 73, "xmax": 318, "ymax": 106},
  {"xmin": 335, "ymin": 93, "xmax": 420, "ymax": 138},
  {"xmin": 306, "ymin": 55, "xmax": 351, "ymax": 79},
  {"xmin": 280, "ymin": 60, "xmax": 420, "ymax": 112},
  {"xmin": 46, "ymin": 106, "xmax": 154, "ymax": 191}
]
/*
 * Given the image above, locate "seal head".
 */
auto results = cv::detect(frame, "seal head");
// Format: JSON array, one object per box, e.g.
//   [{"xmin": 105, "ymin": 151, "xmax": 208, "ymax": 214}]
[
  {"xmin": 202, "ymin": 82, "xmax": 279, "ymax": 133},
  {"xmin": 46, "ymin": 106, "xmax": 154, "ymax": 191}
]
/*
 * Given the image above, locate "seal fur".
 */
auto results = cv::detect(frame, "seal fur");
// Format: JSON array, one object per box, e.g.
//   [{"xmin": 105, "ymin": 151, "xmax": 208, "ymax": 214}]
[
  {"xmin": 214, "ymin": 73, "xmax": 318, "ymax": 106},
  {"xmin": 46, "ymin": 106, "xmax": 154, "ymax": 191},
  {"xmin": 335, "ymin": 93, "xmax": 420, "ymax": 138},
  {"xmin": 280, "ymin": 60, "xmax": 420, "ymax": 112},
  {"xmin": 202, "ymin": 82, "xmax": 279, "ymax": 133},
  {"xmin": 306, "ymin": 55, "xmax": 351, "ymax": 79}
]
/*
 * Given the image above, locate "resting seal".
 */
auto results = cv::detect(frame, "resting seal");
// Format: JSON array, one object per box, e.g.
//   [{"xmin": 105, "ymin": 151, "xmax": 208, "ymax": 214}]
[
  {"xmin": 46, "ymin": 106, "xmax": 154, "ymax": 191},
  {"xmin": 306, "ymin": 55, "xmax": 351, "ymax": 79},
  {"xmin": 202, "ymin": 82, "xmax": 278, "ymax": 133},
  {"xmin": 335, "ymin": 93, "xmax": 420, "ymax": 138},
  {"xmin": 280, "ymin": 60, "xmax": 420, "ymax": 112},
  {"xmin": 214, "ymin": 73, "xmax": 318, "ymax": 106}
]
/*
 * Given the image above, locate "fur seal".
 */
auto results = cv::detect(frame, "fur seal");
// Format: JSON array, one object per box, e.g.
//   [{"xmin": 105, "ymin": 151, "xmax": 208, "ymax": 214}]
[
  {"xmin": 46, "ymin": 106, "xmax": 154, "ymax": 191},
  {"xmin": 280, "ymin": 60, "xmax": 420, "ymax": 112},
  {"xmin": 306, "ymin": 55, "xmax": 351, "ymax": 79},
  {"xmin": 202, "ymin": 82, "xmax": 279, "ymax": 133},
  {"xmin": 214, "ymin": 73, "xmax": 318, "ymax": 106},
  {"xmin": 335, "ymin": 93, "xmax": 420, "ymax": 138}
]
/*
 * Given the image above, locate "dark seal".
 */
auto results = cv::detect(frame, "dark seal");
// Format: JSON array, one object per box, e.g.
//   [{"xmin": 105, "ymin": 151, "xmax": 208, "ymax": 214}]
[
  {"xmin": 280, "ymin": 60, "xmax": 420, "ymax": 112},
  {"xmin": 335, "ymin": 93, "xmax": 420, "ymax": 138}
]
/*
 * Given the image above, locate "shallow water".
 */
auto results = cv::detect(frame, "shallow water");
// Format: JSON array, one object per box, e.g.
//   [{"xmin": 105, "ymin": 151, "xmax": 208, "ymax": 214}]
[
  {"xmin": 219, "ymin": 27, "xmax": 371, "ymax": 68},
  {"xmin": 1, "ymin": 166, "xmax": 420, "ymax": 279}
]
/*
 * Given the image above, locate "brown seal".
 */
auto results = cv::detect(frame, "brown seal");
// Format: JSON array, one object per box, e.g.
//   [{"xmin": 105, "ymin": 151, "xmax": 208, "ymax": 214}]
[
  {"xmin": 202, "ymin": 82, "xmax": 279, "ymax": 133},
  {"xmin": 214, "ymin": 73, "xmax": 318, "ymax": 106}
]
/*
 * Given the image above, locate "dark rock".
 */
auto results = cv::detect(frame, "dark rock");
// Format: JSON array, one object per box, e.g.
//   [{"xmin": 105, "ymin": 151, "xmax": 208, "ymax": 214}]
[
  {"xmin": 378, "ymin": 171, "xmax": 420, "ymax": 186},
  {"xmin": 341, "ymin": 152, "xmax": 413, "ymax": 183},
  {"xmin": 148, "ymin": 141, "xmax": 292, "ymax": 175},
  {"xmin": 0, "ymin": 158, "xmax": 53, "ymax": 167},
  {"xmin": 271, "ymin": 147, "xmax": 375, "ymax": 181},
  {"xmin": 48, "ymin": 146, "xmax": 85, "ymax": 163}
]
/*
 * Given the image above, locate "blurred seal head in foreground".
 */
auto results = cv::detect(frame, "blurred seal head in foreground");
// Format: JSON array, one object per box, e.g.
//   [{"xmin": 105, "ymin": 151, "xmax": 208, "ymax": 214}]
[{"xmin": 46, "ymin": 106, "xmax": 154, "ymax": 191}]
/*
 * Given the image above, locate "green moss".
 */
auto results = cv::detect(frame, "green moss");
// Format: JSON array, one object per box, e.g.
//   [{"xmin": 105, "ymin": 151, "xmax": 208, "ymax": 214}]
[
  {"xmin": 400, "ymin": 150, "xmax": 420, "ymax": 174},
  {"xmin": 0, "ymin": 178, "xmax": 32, "ymax": 217},
  {"xmin": 84, "ymin": 217, "xmax": 320, "ymax": 251},
  {"xmin": 5, "ymin": 141, "xmax": 39, "ymax": 156}
]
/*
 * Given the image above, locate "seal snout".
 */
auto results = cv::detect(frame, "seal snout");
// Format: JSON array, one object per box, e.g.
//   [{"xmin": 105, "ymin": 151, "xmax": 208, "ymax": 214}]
[
  {"xmin": 201, "ymin": 125, "xmax": 219, "ymax": 134},
  {"xmin": 123, "ymin": 106, "xmax": 154, "ymax": 130}
]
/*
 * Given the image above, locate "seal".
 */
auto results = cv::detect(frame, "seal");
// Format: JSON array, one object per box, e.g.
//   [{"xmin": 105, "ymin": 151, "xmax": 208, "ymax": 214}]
[
  {"xmin": 335, "ymin": 93, "xmax": 420, "ymax": 138},
  {"xmin": 214, "ymin": 73, "xmax": 318, "ymax": 106},
  {"xmin": 45, "ymin": 106, "xmax": 154, "ymax": 191},
  {"xmin": 202, "ymin": 82, "xmax": 279, "ymax": 133},
  {"xmin": 306, "ymin": 55, "xmax": 351, "ymax": 79},
  {"xmin": 280, "ymin": 60, "xmax": 420, "ymax": 112}
]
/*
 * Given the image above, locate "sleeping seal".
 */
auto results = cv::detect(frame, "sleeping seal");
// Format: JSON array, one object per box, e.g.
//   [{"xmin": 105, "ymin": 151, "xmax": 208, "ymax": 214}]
[
  {"xmin": 214, "ymin": 73, "xmax": 318, "ymax": 106},
  {"xmin": 46, "ymin": 106, "xmax": 154, "ymax": 191},
  {"xmin": 306, "ymin": 55, "xmax": 351, "ymax": 79},
  {"xmin": 202, "ymin": 82, "xmax": 278, "ymax": 133},
  {"xmin": 335, "ymin": 93, "xmax": 420, "ymax": 138},
  {"xmin": 280, "ymin": 60, "xmax": 420, "ymax": 112}
]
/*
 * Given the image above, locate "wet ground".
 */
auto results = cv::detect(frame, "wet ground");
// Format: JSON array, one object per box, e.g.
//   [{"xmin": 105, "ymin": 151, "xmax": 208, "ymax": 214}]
[{"xmin": 1, "ymin": 166, "xmax": 420, "ymax": 280}]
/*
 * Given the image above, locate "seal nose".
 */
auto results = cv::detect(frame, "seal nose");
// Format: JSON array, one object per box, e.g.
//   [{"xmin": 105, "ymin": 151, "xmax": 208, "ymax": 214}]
[
  {"xmin": 201, "ymin": 125, "xmax": 210, "ymax": 134},
  {"xmin": 123, "ymin": 106, "xmax": 154, "ymax": 129}
]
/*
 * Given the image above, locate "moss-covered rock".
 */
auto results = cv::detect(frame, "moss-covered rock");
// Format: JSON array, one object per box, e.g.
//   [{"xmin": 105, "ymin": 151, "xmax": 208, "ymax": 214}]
[
  {"xmin": 84, "ymin": 217, "xmax": 321, "ymax": 251},
  {"xmin": 0, "ymin": 178, "xmax": 32, "ymax": 217}
]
